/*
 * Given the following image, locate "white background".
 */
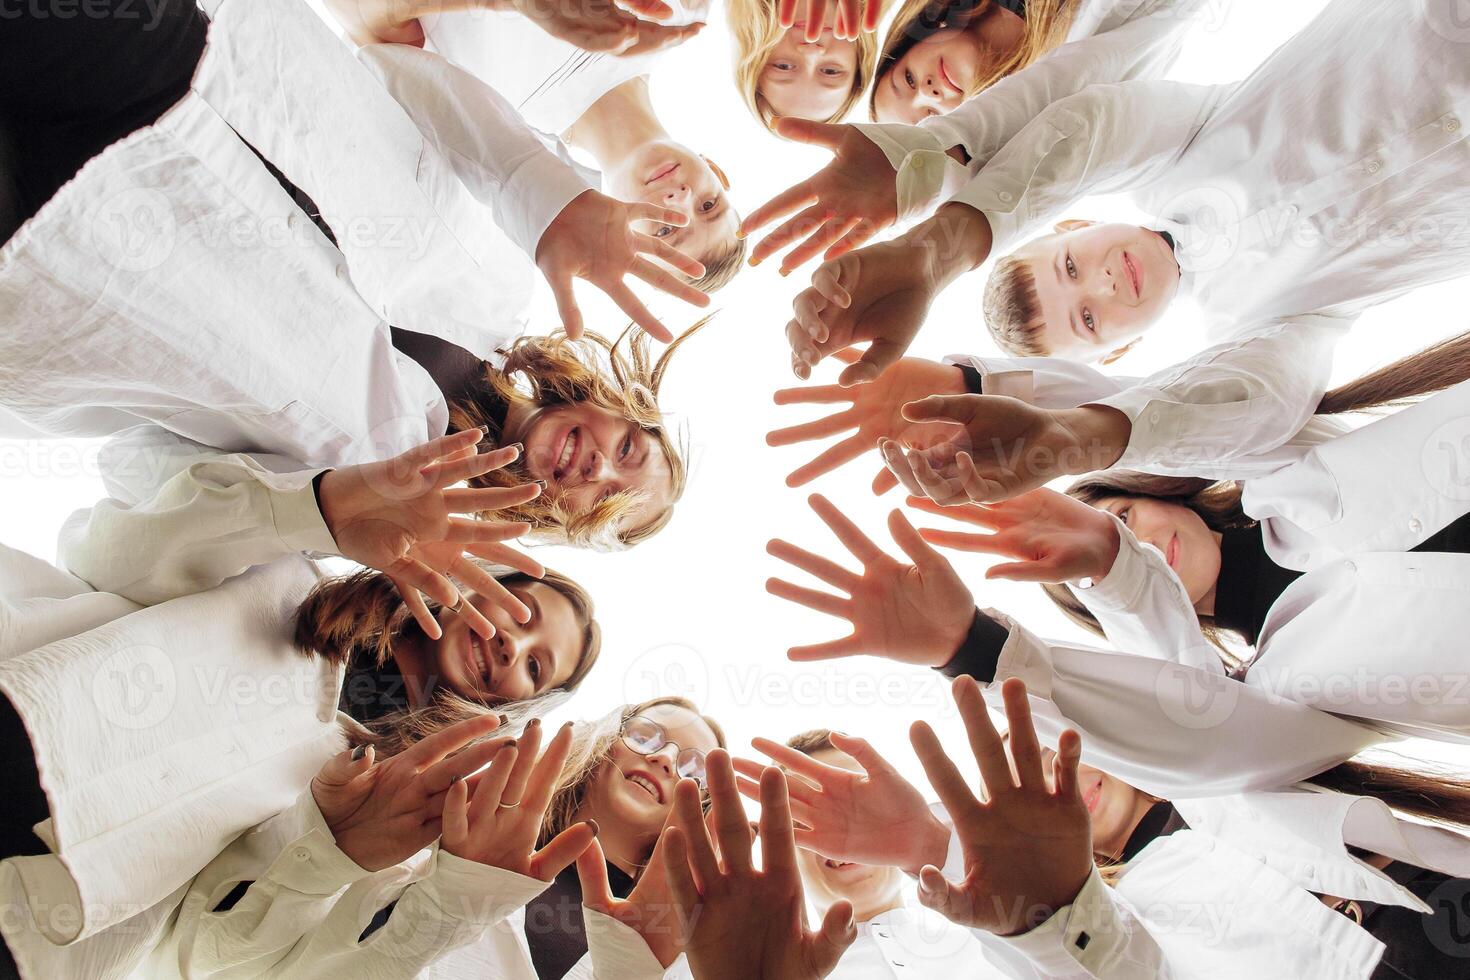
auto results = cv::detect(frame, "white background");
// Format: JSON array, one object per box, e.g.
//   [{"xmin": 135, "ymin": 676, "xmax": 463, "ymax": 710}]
[{"xmin": 5, "ymin": 0, "xmax": 1467, "ymax": 829}]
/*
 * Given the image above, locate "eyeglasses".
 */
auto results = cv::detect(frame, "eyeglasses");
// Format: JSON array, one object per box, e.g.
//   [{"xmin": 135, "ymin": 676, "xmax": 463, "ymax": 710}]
[{"xmin": 621, "ymin": 715, "xmax": 708, "ymax": 788}]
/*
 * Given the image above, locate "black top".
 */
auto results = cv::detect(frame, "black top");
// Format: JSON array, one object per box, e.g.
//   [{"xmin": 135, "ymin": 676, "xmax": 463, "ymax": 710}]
[
  {"xmin": 1211, "ymin": 525, "xmax": 1305, "ymax": 646},
  {"xmin": 525, "ymin": 861, "xmax": 636, "ymax": 979},
  {"xmin": 1119, "ymin": 802, "xmax": 1188, "ymax": 862}
]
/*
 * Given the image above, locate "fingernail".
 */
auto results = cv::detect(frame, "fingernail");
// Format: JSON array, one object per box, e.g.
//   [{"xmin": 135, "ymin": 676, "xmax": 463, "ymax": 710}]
[
  {"xmin": 509, "ymin": 442, "xmax": 524, "ymax": 454},
  {"xmin": 779, "ymin": 268, "xmax": 790, "ymax": 278},
  {"xmin": 497, "ymin": 713, "xmax": 510, "ymax": 728},
  {"xmin": 477, "ymin": 425, "xmax": 490, "ymax": 439},
  {"xmin": 527, "ymin": 717, "xmax": 541, "ymax": 730},
  {"xmin": 351, "ymin": 744, "xmax": 367, "ymax": 761},
  {"xmin": 748, "ymin": 256, "xmax": 760, "ymax": 267},
  {"xmin": 735, "ymin": 228, "xmax": 746, "ymax": 240},
  {"xmin": 534, "ymin": 479, "xmax": 548, "ymax": 488},
  {"xmin": 585, "ymin": 819, "xmax": 600, "ymax": 836},
  {"xmin": 501, "ymin": 739, "xmax": 518, "ymax": 751},
  {"xmin": 450, "ymin": 774, "xmax": 462, "ymax": 785}
]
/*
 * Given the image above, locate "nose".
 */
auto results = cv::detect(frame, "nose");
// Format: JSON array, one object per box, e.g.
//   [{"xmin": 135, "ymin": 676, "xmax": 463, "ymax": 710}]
[
  {"xmin": 646, "ymin": 743, "xmax": 679, "ymax": 774},
  {"xmin": 662, "ymin": 184, "xmax": 692, "ymax": 208},
  {"xmin": 583, "ymin": 449, "xmax": 616, "ymax": 483},
  {"xmin": 494, "ymin": 631, "xmax": 521, "ymax": 668}
]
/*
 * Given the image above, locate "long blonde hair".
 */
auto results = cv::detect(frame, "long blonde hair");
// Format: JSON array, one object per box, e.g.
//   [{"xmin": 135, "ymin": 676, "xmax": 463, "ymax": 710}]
[
  {"xmin": 871, "ymin": 0, "xmax": 1075, "ymax": 119},
  {"xmin": 450, "ymin": 323, "xmax": 710, "ymax": 550},
  {"xmin": 537, "ymin": 696, "xmax": 727, "ymax": 872},
  {"xmin": 729, "ymin": 0, "xmax": 879, "ymax": 130}
]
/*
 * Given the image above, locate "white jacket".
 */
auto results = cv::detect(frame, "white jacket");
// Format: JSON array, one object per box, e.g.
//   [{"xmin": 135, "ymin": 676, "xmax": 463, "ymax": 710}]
[
  {"xmin": 0, "ymin": 0, "xmax": 590, "ymax": 468},
  {"xmin": 947, "ymin": 788, "xmax": 1470, "ymax": 979},
  {"xmin": 1078, "ymin": 379, "xmax": 1470, "ymax": 741}
]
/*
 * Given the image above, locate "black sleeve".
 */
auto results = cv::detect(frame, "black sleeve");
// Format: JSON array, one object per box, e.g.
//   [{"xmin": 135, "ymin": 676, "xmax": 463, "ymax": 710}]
[
  {"xmin": 937, "ymin": 608, "xmax": 1010, "ymax": 682},
  {"xmin": 956, "ymin": 364, "xmax": 985, "ymax": 395}
]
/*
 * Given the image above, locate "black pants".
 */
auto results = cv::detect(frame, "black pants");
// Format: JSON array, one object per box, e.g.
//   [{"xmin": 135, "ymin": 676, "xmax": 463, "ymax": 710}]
[
  {"xmin": 0, "ymin": 0, "xmax": 208, "ymax": 226},
  {"xmin": 0, "ymin": 693, "xmax": 52, "ymax": 980}
]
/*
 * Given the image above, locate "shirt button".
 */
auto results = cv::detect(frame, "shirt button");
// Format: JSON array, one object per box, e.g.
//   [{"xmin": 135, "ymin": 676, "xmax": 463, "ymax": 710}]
[
  {"xmin": 286, "ymin": 212, "xmax": 298, "ymax": 230},
  {"xmin": 334, "ymin": 264, "xmax": 348, "ymax": 281},
  {"xmin": 1365, "ymin": 159, "xmax": 1382, "ymax": 175},
  {"xmin": 293, "ymin": 847, "xmax": 312, "ymax": 862},
  {"xmin": 1446, "ymin": 116, "xmax": 1461, "ymax": 133},
  {"xmin": 1303, "ymin": 864, "xmax": 1316, "ymax": 878},
  {"xmin": 998, "ymin": 191, "xmax": 1014, "ymax": 203},
  {"xmin": 1149, "ymin": 411, "xmax": 1161, "ymax": 424},
  {"xmin": 1344, "ymin": 560, "xmax": 1357, "ymax": 573},
  {"xmin": 1409, "ymin": 517, "xmax": 1423, "ymax": 533},
  {"xmin": 911, "ymin": 157, "xmax": 925, "ymax": 172}
]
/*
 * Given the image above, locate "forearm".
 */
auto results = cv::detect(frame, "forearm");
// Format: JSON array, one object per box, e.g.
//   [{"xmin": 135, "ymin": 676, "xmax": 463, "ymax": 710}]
[{"xmin": 902, "ymin": 203, "xmax": 994, "ymax": 282}]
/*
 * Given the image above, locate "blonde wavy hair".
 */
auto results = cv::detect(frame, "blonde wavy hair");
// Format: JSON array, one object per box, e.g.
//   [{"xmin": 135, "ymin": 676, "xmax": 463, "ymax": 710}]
[
  {"xmin": 537, "ymin": 696, "xmax": 727, "ymax": 873},
  {"xmin": 870, "ymin": 0, "xmax": 1076, "ymax": 119},
  {"xmin": 449, "ymin": 322, "xmax": 711, "ymax": 551},
  {"xmin": 729, "ymin": 0, "xmax": 880, "ymax": 130}
]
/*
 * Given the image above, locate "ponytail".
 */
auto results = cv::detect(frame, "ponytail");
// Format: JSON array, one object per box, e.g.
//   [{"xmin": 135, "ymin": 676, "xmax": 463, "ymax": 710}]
[
  {"xmin": 1317, "ymin": 330, "xmax": 1470, "ymax": 414},
  {"xmin": 1307, "ymin": 758, "xmax": 1470, "ymax": 833}
]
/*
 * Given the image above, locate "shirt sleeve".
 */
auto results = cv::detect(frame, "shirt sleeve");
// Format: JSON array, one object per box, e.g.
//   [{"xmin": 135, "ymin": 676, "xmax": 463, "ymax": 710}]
[
  {"xmin": 355, "ymin": 42, "xmax": 594, "ymax": 260},
  {"xmin": 947, "ymin": 610, "xmax": 1383, "ymax": 800},
  {"xmin": 979, "ymin": 866, "xmax": 1170, "ymax": 980},
  {"xmin": 946, "ymin": 78, "xmax": 1219, "ymax": 254},
  {"xmin": 173, "ymin": 792, "xmax": 373, "ymax": 979},
  {"xmin": 942, "ymin": 354, "xmax": 1140, "ymax": 409},
  {"xmin": 922, "ymin": 0, "xmax": 1205, "ymax": 177},
  {"xmin": 56, "ymin": 449, "xmax": 336, "ymax": 605},
  {"xmin": 562, "ymin": 908, "xmax": 690, "ymax": 980},
  {"xmin": 1073, "ymin": 512, "xmax": 1221, "ymax": 674}
]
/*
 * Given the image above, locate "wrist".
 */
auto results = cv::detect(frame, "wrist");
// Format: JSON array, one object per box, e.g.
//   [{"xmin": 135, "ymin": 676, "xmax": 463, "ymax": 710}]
[
  {"xmin": 901, "ymin": 814, "xmax": 952, "ymax": 877},
  {"xmin": 314, "ymin": 469, "xmax": 350, "ymax": 550},
  {"xmin": 906, "ymin": 203, "xmax": 992, "ymax": 282},
  {"xmin": 1057, "ymin": 405, "xmax": 1130, "ymax": 474}
]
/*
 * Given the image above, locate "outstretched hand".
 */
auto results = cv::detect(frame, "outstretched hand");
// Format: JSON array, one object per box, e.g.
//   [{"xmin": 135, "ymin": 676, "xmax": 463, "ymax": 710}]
[
  {"xmin": 882, "ymin": 396, "xmax": 1132, "ymax": 505},
  {"xmin": 512, "ymin": 0, "xmax": 706, "ymax": 55},
  {"xmin": 910, "ymin": 678, "xmax": 1093, "ymax": 936},
  {"xmin": 765, "ymin": 494, "xmax": 975, "ymax": 666},
  {"xmin": 732, "ymin": 732, "xmax": 950, "ymax": 876},
  {"xmin": 741, "ymin": 121, "xmax": 899, "ymax": 274},
  {"xmin": 317, "ymin": 429, "xmax": 544, "ymax": 640},
  {"xmin": 537, "ymin": 189, "xmax": 711, "ymax": 343},
  {"xmin": 908, "ymin": 490, "xmax": 1122, "ymax": 584},
  {"xmin": 776, "ymin": 0, "xmax": 881, "ymax": 39}
]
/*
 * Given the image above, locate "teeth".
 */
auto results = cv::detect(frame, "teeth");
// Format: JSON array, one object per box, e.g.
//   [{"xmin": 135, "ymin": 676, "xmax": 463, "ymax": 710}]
[
  {"xmin": 627, "ymin": 773, "xmax": 659, "ymax": 800},
  {"xmin": 556, "ymin": 430, "xmax": 577, "ymax": 473}
]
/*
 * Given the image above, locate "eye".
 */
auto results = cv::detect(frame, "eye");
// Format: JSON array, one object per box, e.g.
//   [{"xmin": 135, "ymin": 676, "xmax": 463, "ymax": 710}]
[
  {"xmin": 619, "ymin": 435, "xmax": 633, "ymax": 461},
  {"xmin": 1065, "ymin": 254, "xmax": 1077, "ymax": 279},
  {"xmin": 1082, "ymin": 310, "xmax": 1096, "ymax": 333},
  {"xmin": 528, "ymin": 656, "xmax": 542, "ymax": 684},
  {"xmin": 1118, "ymin": 506, "xmax": 1132, "ymax": 525},
  {"xmin": 654, "ymin": 225, "xmax": 674, "ymax": 238},
  {"xmin": 820, "ymin": 66, "xmax": 844, "ymax": 77},
  {"xmin": 904, "ymin": 69, "xmax": 915, "ymax": 88},
  {"xmin": 699, "ymin": 198, "xmax": 717, "ymax": 213},
  {"xmin": 773, "ymin": 61, "xmax": 794, "ymax": 71}
]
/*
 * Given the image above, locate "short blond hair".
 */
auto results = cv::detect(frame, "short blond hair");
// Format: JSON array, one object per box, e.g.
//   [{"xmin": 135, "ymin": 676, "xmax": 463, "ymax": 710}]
[
  {"xmin": 728, "ymin": 0, "xmax": 880, "ymax": 131},
  {"xmin": 983, "ymin": 253, "xmax": 1049, "ymax": 356},
  {"xmin": 692, "ymin": 234, "xmax": 748, "ymax": 293}
]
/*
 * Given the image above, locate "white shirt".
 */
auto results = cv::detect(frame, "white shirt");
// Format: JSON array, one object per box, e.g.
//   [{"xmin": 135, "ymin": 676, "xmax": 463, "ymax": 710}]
[
  {"xmin": 0, "ymin": 0, "xmax": 591, "ymax": 468},
  {"xmin": 831, "ymin": 904, "xmax": 993, "ymax": 979},
  {"xmin": 877, "ymin": 0, "xmax": 1470, "ymax": 473},
  {"xmin": 422, "ymin": 0, "xmax": 707, "ymax": 137},
  {"xmin": 1078, "ymin": 379, "xmax": 1470, "ymax": 741},
  {"xmin": 0, "ymin": 547, "xmax": 342, "ymax": 979},
  {"xmin": 858, "ymin": 0, "xmax": 1207, "ymax": 220}
]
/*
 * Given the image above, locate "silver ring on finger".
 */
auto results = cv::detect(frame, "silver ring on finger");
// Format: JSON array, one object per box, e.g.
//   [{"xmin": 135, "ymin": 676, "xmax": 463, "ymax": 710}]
[{"xmin": 498, "ymin": 799, "xmax": 522, "ymax": 810}]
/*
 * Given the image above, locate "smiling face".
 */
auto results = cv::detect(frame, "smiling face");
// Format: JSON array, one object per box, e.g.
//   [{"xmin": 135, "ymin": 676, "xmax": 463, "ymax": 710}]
[
  {"xmin": 582, "ymin": 703, "xmax": 723, "ymax": 867},
  {"xmin": 407, "ymin": 580, "xmax": 583, "ymax": 704},
  {"xmin": 758, "ymin": 8, "xmax": 860, "ymax": 122},
  {"xmin": 1015, "ymin": 221, "xmax": 1181, "ymax": 360},
  {"xmin": 872, "ymin": 27, "xmax": 986, "ymax": 122},
  {"xmin": 510, "ymin": 401, "xmax": 674, "ymax": 536},
  {"xmin": 603, "ymin": 143, "xmax": 739, "ymax": 271},
  {"xmin": 1093, "ymin": 495, "xmax": 1222, "ymax": 606},
  {"xmin": 793, "ymin": 747, "xmax": 905, "ymax": 913}
]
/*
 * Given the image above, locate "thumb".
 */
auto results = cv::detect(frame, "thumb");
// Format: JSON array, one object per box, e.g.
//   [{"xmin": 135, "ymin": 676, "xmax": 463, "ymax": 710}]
[
  {"xmin": 838, "ymin": 337, "xmax": 907, "ymax": 387},
  {"xmin": 316, "ymin": 744, "xmax": 373, "ymax": 788},
  {"xmin": 901, "ymin": 394, "xmax": 978, "ymax": 425},
  {"xmin": 811, "ymin": 900, "xmax": 857, "ymax": 973},
  {"xmin": 916, "ymin": 865, "xmax": 966, "ymax": 922},
  {"xmin": 545, "ymin": 271, "xmax": 585, "ymax": 341},
  {"xmin": 774, "ymin": 116, "xmax": 847, "ymax": 150},
  {"xmin": 576, "ymin": 837, "xmax": 616, "ymax": 911}
]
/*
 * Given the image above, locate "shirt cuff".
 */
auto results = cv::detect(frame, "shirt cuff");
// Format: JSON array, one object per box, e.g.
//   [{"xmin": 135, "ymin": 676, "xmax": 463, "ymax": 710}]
[
  {"xmin": 943, "ymin": 355, "xmax": 1037, "ymax": 403},
  {"xmin": 415, "ymin": 850, "xmax": 552, "ymax": 925},
  {"xmin": 986, "ymin": 866, "xmax": 1134, "ymax": 975},
  {"xmin": 851, "ymin": 123, "xmax": 956, "ymax": 222},
  {"xmin": 268, "ymin": 475, "xmax": 339, "ymax": 555},
  {"xmin": 1076, "ymin": 514, "xmax": 1163, "ymax": 612},
  {"xmin": 1091, "ymin": 389, "xmax": 1184, "ymax": 472},
  {"xmin": 584, "ymin": 907, "xmax": 672, "ymax": 979},
  {"xmin": 937, "ymin": 608, "xmax": 1010, "ymax": 681},
  {"xmin": 261, "ymin": 794, "xmax": 373, "ymax": 895},
  {"xmin": 500, "ymin": 166, "xmax": 598, "ymax": 263}
]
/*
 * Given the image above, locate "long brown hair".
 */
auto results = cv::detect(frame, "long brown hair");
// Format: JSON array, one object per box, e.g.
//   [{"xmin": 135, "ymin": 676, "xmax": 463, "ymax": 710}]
[
  {"xmin": 292, "ymin": 562, "xmax": 601, "ymax": 699},
  {"xmin": 537, "ymin": 696, "xmax": 727, "ymax": 872},
  {"xmin": 871, "ymin": 0, "xmax": 1076, "ymax": 119},
  {"xmin": 450, "ymin": 322, "xmax": 711, "ymax": 551}
]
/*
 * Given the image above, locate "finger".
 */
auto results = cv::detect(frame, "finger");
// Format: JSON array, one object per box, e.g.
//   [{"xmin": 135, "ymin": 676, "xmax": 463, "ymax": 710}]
[
  {"xmin": 752, "ymin": 206, "xmax": 836, "ymax": 267},
  {"xmin": 824, "ymin": 221, "xmax": 876, "ymax": 261},
  {"xmin": 749, "ymin": 737, "xmax": 838, "ymax": 787},
  {"xmin": 997, "ymin": 677, "xmax": 1046, "ymax": 790},
  {"xmin": 831, "ymin": 346, "xmax": 863, "ymax": 365},
  {"xmin": 910, "ymin": 451, "xmax": 969, "ymax": 507},
  {"xmin": 916, "ymin": 865, "xmax": 968, "ymax": 923},
  {"xmin": 521, "ymin": 721, "xmax": 577, "ymax": 819},
  {"xmin": 628, "ymin": 202, "xmax": 690, "ymax": 228},
  {"xmin": 387, "ymin": 560, "xmax": 461, "ymax": 611},
  {"xmin": 955, "ymin": 451, "xmax": 1008, "ymax": 506},
  {"xmin": 807, "ymin": 493, "xmax": 885, "ymax": 564},
  {"xmin": 837, "ymin": 337, "xmax": 908, "ymax": 387},
  {"xmin": 424, "ymin": 731, "xmax": 515, "ymax": 792},
  {"xmin": 787, "ymin": 320, "xmax": 824, "ymax": 378},
  {"xmin": 872, "ymin": 465, "xmax": 900, "ymax": 496},
  {"xmin": 441, "ymin": 515, "xmax": 533, "ymax": 544},
  {"xmin": 813, "ymin": 900, "xmax": 858, "ymax": 974},
  {"xmin": 765, "ymin": 577, "xmax": 849, "ymax": 619},
  {"xmin": 545, "ymin": 272, "xmax": 585, "ymax": 341},
  {"xmin": 810, "ymin": 263, "xmax": 852, "ymax": 309},
  {"xmin": 861, "ymin": 0, "xmax": 879, "ymax": 31},
  {"xmin": 441, "ymin": 483, "xmax": 541, "ymax": 514},
  {"xmin": 777, "ymin": 0, "xmax": 798, "ymax": 28},
  {"xmin": 531, "ymin": 820, "xmax": 598, "ymax": 881},
  {"xmin": 620, "ymin": 0, "xmax": 673, "ymax": 20},
  {"xmin": 622, "ymin": 20, "xmax": 705, "ymax": 56},
  {"xmin": 449, "ymin": 564, "xmax": 530, "ymax": 626},
  {"xmin": 773, "ymin": 117, "xmax": 848, "ymax": 150},
  {"xmin": 767, "ymin": 538, "xmax": 860, "ymax": 592},
  {"xmin": 500, "ymin": 717, "xmax": 544, "ymax": 807},
  {"xmin": 804, "ymin": 0, "xmax": 827, "ymax": 39},
  {"xmin": 394, "ymin": 428, "xmax": 484, "ymax": 473},
  {"xmin": 708, "ymin": 750, "xmax": 754, "ymax": 873},
  {"xmin": 575, "ymin": 837, "xmax": 615, "ymax": 911},
  {"xmin": 468, "ymin": 744, "xmax": 518, "ymax": 824},
  {"xmin": 1053, "ymin": 729, "xmax": 1083, "ymax": 802},
  {"xmin": 732, "ymin": 756, "xmax": 822, "ymax": 806},
  {"xmin": 792, "ymin": 286, "xmax": 832, "ymax": 341},
  {"xmin": 741, "ymin": 183, "xmax": 818, "ymax": 243},
  {"xmin": 786, "ymin": 433, "xmax": 870, "ymax": 487},
  {"xmin": 443, "ymin": 777, "xmax": 471, "ymax": 849},
  {"xmin": 638, "ymin": 234, "xmax": 707, "ymax": 280},
  {"xmin": 780, "ymin": 217, "xmax": 859, "ymax": 276},
  {"xmin": 401, "ymin": 712, "xmax": 503, "ymax": 769},
  {"xmin": 910, "ymin": 719, "xmax": 981, "ymax": 818},
  {"xmin": 952, "ymin": 675, "xmax": 1015, "ymax": 796},
  {"xmin": 632, "ymin": 258, "xmax": 711, "ymax": 308},
  {"xmin": 393, "ymin": 578, "xmax": 440, "ymax": 639},
  {"xmin": 916, "ymin": 528, "xmax": 1014, "ymax": 557},
  {"xmin": 426, "ymin": 447, "xmax": 531, "ymax": 490},
  {"xmin": 905, "ymin": 495, "xmax": 1007, "ymax": 529},
  {"xmin": 765, "ymin": 409, "xmax": 857, "ymax": 448},
  {"xmin": 826, "ymin": 732, "xmax": 898, "ymax": 779},
  {"xmin": 464, "ymin": 541, "xmax": 546, "ymax": 580},
  {"xmin": 887, "ymin": 508, "xmax": 952, "ymax": 575},
  {"xmin": 837, "ymin": 0, "xmax": 858, "ymax": 38},
  {"xmin": 757, "ymin": 767, "xmax": 800, "ymax": 881},
  {"xmin": 879, "ymin": 438, "xmax": 926, "ymax": 497},
  {"xmin": 672, "ymin": 779, "xmax": 720, "ymax": 887},
  {"xmin": 787, "ymin": 635, "xmax": 864, "ymax": 662},
  {"xmin": 662, "ymin": 827, "xmax": 702, "ymax": 919},
  {"xmin": 901, "ymin": 394, "xmax": 978, "ymax": 425},
  {"xmin": 986, "ymin": 559, "xmax": 1070, "ymax": 583},
  {"xmin": 773, "ymin": 384, "xmax": 854, "ymax": 407},
  {"xmin": 605, "ymin": 280, "xmax": 675, "ymax": 345}
]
